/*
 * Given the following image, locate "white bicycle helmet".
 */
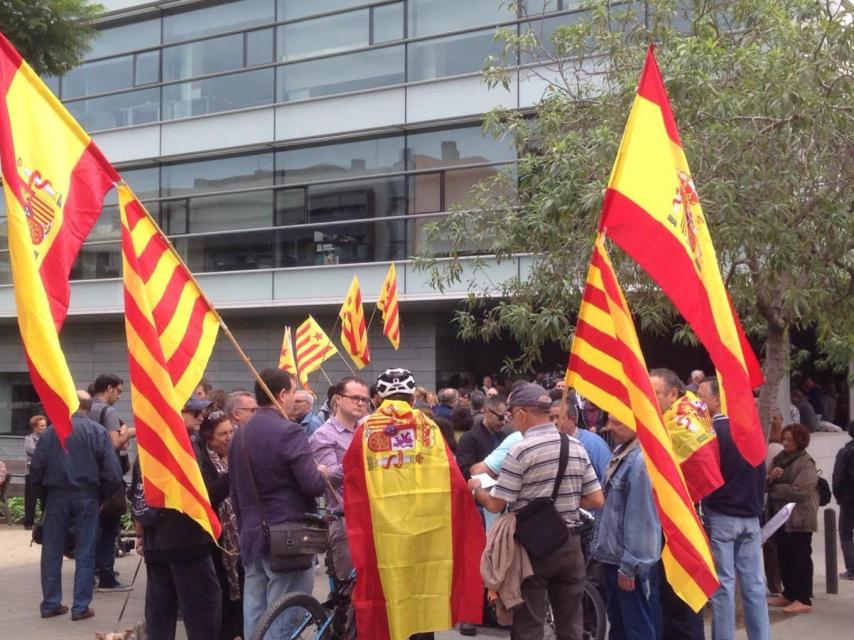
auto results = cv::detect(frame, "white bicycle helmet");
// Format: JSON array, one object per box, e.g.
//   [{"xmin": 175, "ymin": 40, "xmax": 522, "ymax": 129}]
[{"xmin": 376, "ymin": 368, "xmax": 417, "ymax": 398}]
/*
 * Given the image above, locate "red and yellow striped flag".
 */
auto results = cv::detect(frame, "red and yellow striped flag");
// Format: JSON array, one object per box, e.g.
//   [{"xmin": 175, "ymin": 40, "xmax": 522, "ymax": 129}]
[
  {"xmin": 340, "ymin": 275, "xmax": 370, "ymax": 369},
  {"xmin": 295, "ymin": 315, "xmax": 338, "ymax": 388},
  {"xmin": 119, "ymin": 184, "xmax": 221, "ymax": 540},
  {"xmin": 566, "ymin": 234, "xmax": 718, "ymax": 611},
  {"xmin": 278, "ymin": 326, "xmax": 298, "ymax": 377},
  {"xmin": 376, "ymin": 263, "xmax": 400, "ymax": 350},
  {"xmin": 599, "ymin": 45, "xmax": 765, "ymax": 465},
  {"xmin": 0, "ymin": 33, "xmax": 119, "ymax": 444}
]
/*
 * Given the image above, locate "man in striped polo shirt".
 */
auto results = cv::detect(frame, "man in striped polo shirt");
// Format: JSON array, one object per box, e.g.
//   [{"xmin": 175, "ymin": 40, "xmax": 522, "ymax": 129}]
[{"xmin": 469, "ymin": 383, "xmax": 604, "ymax": 640}]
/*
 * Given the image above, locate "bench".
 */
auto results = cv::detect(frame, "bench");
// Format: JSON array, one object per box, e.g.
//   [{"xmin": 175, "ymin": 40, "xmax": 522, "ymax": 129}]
[{"xmin": 0, "ymin": 459, "xmax": 27, "ymax": 524}]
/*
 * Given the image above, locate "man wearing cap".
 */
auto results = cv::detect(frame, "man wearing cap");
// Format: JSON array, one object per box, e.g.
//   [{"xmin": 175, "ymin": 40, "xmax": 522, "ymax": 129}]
[
  {"xmin": 182, "ymin": 396, "xmax": 211, "ymax": 455},
  {"xmin": 469, "ymin": 383, "xmax": 604, "ymax": 640}
]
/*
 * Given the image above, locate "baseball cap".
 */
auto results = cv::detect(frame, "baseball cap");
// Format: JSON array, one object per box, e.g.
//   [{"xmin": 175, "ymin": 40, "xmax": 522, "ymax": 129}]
[
  {"xmin": 183, "ymin": 397, "xmax": 211, "ymax": 413},
  {"xmin": 506, "ymin": 383, "xmax": 552, "ymax": 410}
]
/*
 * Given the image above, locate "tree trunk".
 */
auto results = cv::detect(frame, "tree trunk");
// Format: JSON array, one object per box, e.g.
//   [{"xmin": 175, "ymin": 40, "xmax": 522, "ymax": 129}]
[{"xmin": 757, "ymin": 321, "xmax": 788, "ymax": 439}]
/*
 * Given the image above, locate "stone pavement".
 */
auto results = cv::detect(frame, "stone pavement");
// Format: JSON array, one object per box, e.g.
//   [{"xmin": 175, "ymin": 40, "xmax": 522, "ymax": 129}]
[{"xmin": 3, "ymin": 520, "xmax": 853, "ymax": 640}]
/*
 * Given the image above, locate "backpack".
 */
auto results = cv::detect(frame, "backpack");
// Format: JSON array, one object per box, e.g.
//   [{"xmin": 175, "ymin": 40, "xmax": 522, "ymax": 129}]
[{"xmin": 817, "ymin": 472, "xmax": 832, "ymax": 507}]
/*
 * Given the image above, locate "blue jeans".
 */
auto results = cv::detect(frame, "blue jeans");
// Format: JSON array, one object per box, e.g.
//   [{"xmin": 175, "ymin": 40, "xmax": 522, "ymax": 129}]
[
  {"xmin": 604, "ymin": 563, "xmax": 656, "ymax": 640},
  {"xmin": 703, "ymin": 509, "xmax": 769, "ymax": 640},
  {"xmin": 95, "ymin": 514, "xmax": 122, "ymax": 581},
  {"xmin": 243, "ymin": 557, "xmax": 314, "ymax": 640},
  {"xmin": 40, "ymin": 491, "xmax": 99, "ymax": 616}
]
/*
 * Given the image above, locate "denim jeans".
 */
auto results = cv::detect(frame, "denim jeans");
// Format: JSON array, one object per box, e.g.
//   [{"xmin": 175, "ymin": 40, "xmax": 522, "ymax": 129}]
[
  {"xmin": 40, "ymin": 490, "xmax": 99, "ymax": 616},
  {"xmin": 703, "ymin": 509, "xmax": 769, "ymax": 640},
  {"xmin": 243, "ymin": 556, "xmax": 315, "ymax": 640},
  {"xmin": 95, "ymin": 514, "xmax": 122, "ymax": 582},
  {"xmin": 604, "ymin": 563, "xmax": 656, "ymax": 640}
]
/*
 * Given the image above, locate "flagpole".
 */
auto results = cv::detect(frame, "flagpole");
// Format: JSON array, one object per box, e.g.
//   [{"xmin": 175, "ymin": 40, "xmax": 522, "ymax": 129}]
[{"xmin": 366, "ymin": 304, "xmax": 379, "ymax": 333}]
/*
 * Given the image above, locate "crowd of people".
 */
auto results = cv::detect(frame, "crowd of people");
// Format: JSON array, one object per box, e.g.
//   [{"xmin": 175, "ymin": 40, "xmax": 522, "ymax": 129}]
[{"xmin": 15, "ymin": 364, "xmax": 854, "ymax": 640}]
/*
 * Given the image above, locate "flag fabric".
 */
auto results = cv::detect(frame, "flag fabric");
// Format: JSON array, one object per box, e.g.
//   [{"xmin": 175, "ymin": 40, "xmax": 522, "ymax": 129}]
[
  {"xmin": 278, "ymin": 326, "xmax": 298, "ymax": 377},
  {"xmin": 0, "ymin": 33, "xmax": 119, "ymax": 444},
  {"xmin": 376, "ymin": 263, "xmax": 400, "ymax": 349},
  {"xmin": 340, "ymin": 275, "xmax": 370, "ymax": 369},
  {"xmin": 661, "ymin": 390, "xmax": 724, "ymax": 502},
  {"xmin": 599, "ymin": 45, "xmax": 766, "ymax": 466},
  {"xmin": 294, "ymin": 315, "xmax": 338, "ymax": 388},
  {"xmin": 566, "ymin": 234, "xmax": 718, "ymax": 612},
  {"xmin": 343, "ymin": 399, "xmax": 484, "ymax": 640},
  {"xmin": 119, "ymin": 184, "xmax": 221, "ymax": 540}
]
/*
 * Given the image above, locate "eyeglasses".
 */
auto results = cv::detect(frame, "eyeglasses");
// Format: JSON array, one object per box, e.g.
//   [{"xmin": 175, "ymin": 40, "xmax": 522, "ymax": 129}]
[
  {"xmin": 341, "ymin": 394, "xmax": 370, "ymax": 405},
  {"xmin": 236, "ymin": 406, "xmax": 257, "ymax": 414},
  {"xmin": 486, "ymin": 408, "xmax": 506, "ymax": 421}
]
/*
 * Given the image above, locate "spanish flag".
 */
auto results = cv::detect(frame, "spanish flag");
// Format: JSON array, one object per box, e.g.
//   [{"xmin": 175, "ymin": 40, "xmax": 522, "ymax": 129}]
[
  {"xmin": 599, "ymin": 45, "xmax": 766, "ymax": 466},
  {"xmin": 566, "ymin": 234, "xmax": 718, "ymax": 612},
  {"xmin": 120, "ymin": 184, "xmax": 221, "ymax": 540},
  {"xmin": 0, "ymin": 33, "xmax": 119, "ymax": 444},
  {"xmin": 294, "ymin": 315, "xmax": 337, "ymax": 388},
  {"xmin": 376, "ymin": 263, "xmax": 400, "ymax": 349},
  {"xmin": 343, "ymin": 399, "xmax": 484, "ymax": 639},
  {"xmin": 340, "ymin": 275, "xmax": 370, "ymax": 369},
  {"xmin": 278, "ymin": 326, "xmax": 299, "ymax": 378}
]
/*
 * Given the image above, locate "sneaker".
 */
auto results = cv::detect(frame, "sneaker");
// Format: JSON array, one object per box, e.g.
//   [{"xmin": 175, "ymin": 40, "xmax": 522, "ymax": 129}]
[
  {"xmin": 97, "ymin": 579, "xmax": 133, "ymax": 593},
  {"xmin": 782, "ymin": 601, "xmax": 813, "ymax": 614},
  {"xmin": 71, "ymin": 608, "xmax": 95, "ymax": 621},
  {"xmin": 840, "ymin": 570, "xmax": 854, "ymax": 581},
  {"xmin": 460, "ymin": 623, "xmax": 477, "ymax": 636}
]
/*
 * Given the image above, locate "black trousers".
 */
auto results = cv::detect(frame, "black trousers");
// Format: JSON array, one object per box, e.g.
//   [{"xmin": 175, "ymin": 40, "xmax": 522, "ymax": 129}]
[
  {"xmin": 145, "ymin": 556, "xmax": 221, "ymax": 640},
  {"xmin": 776, "ymin": 529, "xmax": 813, "ymax": 605},
  {"xmin": 23, "ymin": 474, "xmax": 43, "ymax": 526},
  {"xmin": 650, "ymin": 559, "xmax": 704, "ymax": 640}
]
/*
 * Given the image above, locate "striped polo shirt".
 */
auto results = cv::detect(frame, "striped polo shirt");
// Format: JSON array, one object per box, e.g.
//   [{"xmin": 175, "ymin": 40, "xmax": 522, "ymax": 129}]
[{"xmin": 491, "ymin": 423, "xmax": 601, "ymax": 526}]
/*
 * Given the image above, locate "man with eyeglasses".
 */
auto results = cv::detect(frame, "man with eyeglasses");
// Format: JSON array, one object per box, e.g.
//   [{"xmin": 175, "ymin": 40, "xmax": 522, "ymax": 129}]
[
  {"xmin": 290, "ymin": 389, "xmax": 324, "ymax": 438},
  {"xmin": 226, "ymin": 390, "xmax": 258, "ymax": 429},
  {"xmin": 456, "ymin": 395, "xmax": 507, "ymax": 481},
  {"xmin": 310, "ymin": 376, "xmax": 371, "ymax": 581}
]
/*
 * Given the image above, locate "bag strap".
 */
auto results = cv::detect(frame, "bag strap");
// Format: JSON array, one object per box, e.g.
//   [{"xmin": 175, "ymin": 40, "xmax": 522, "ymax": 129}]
[
  {"xmin": 239, "ymin": 427, "xmax": 268, "ymax": 533},
  {"xmin": 551, "ymin": 433, "xmax": 569, "ymax": 503}
]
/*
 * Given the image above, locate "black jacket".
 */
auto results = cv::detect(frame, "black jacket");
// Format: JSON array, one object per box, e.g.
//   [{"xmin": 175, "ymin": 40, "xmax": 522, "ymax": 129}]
[
  {"xmin": 455, "ymin": 422, "xmax": 505, "ymax": 480},
  {"xmin": 832, "ymin": 439, "xmax": 854, "ymax": 505}
]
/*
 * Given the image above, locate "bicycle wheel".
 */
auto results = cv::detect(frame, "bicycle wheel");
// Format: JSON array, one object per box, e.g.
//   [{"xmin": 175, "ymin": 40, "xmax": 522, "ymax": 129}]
[
  {"xmin": 251, "ymin": 591, "xmax": 330, "ymax": 640},
  {"xmin": 543, "ymin": 580, "xmax": 607, "ymax": 640}
]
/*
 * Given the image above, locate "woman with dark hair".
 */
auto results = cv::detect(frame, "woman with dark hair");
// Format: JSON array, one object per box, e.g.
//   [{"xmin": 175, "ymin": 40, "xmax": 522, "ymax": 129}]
[
  {"xmin": 766, "ymin": 423, "xmax": 819, "ymax": 614},
  {"xmin": 198, "ymin": 411, "xmax": 243, "ymax": 639}
]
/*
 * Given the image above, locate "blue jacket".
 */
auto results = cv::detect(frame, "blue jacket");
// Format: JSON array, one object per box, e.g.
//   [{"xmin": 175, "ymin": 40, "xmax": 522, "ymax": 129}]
[
  {"xmin": 576, "ymin": 428, "xmax": 611, "ymax": 483},
  {"xmin": 591, "ymin": 438, "xmax": 661, "ymax": 580}
]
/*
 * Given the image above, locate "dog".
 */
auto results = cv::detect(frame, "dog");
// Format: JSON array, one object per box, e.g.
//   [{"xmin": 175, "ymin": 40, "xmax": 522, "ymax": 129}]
[{"xmin": 94, "ymin": 621, "xmax": 147, "ymax": 640}]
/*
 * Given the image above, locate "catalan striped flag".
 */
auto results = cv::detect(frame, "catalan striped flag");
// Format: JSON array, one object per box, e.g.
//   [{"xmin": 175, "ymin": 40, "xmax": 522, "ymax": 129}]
[
  {"xmin": 599, "ymin": 45, "xmax": 765, "ymax": 465},
  {"xmin": 566, "ymin": 234, "xmax": 718, "ymax": 612},
  {"xmin": 340, "ymin": 275, "xmax": 370, "ymax": 369},
  {"xmin": 278, "ymin": 326, "xmax": 299, "ymax": 378},
  {"xmin": 119, "ymin": 184, "xmax": 221, "ymax": 540},
  {"xmin": 376, "ymin": 263, "xmax": 400, "ymax": 349},
  {"xmin": 0, "ymin": 33, "xmax": 119, "ymax": 444},
  {"xmin": 295, "ymin": 315, "xmax": 338, "ymax": 388}
]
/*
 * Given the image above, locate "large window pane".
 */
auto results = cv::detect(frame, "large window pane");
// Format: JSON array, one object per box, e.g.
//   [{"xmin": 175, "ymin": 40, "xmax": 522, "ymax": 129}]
[
  {"xmin": 278, "ymin": 11, "xmax": 368, "ymax": 62},
  {"xmin": 163, "ymin": 0, "xmax": 275, "ymax": 43},
  {"xmin": 162, "ymin": 68, "xmax": 274, "ymax": 120},
  {"xmin": 70, "ymin": 243, "xmax": 122, "ymax": 280},
  {"xmin": 277, "ymin": 45, "xmax": 404, "ymax": 102},
  {"xmin": 276, "ymin": 188, "xmax": 306, "ymax": 225},
  {"xmin": 135, "ymin": 51, "xmax": 160, "ymax": 85},
  {"xmin": 521, "ymin": 13, "xmax": 586, "ymax": 63},
  {"xmin": 276, "ymin": 136, "xmax": 404, "ymax": 184},
  {"xmin": 188, "ymin": 191, "xmax": 274, "ymax": 233},
  {"xmin": 65, "ymin": 88, "xmax": 160, "ymax": 131},
  {"xmin": 407, "ymin": 0, "xmax": 513, "ymax": 38},
  {"xmin": 408, "ymin": 29, "xmax": 504, "ymax": 82},
  {"xmin": 182, "ymin": 231, "xmax": 275, "ymax": 272},
  {"xmin": 372, "ymin": 3, "xmax": 404, "ymax": 43},
  {"xmin": 246, "ymin": 28, "xmax": 274, "ymax": 66},
  {"xmin": 106, "ymin": 167, "xmax": 160, "ymax": 206},
  {"xmin": 163, "ymin": 153, "xmax": 274, "ymax": 197},
  {"xmin": 89, "ymin": 19, "xmax": 160, "ymax": 59},
  {"xmin": 62, "ymin": 56, "xmax": 134, "ymax": 99},
  {"xmin": 407, "ymin": 126, "xmax": 515, "ymax": 169},
  {"xmin": 277, "ymin": 219, "xmax": 407, "ymax": 267},
  {"xmin": 445, "ymin": 164, "xmax": 514, "ymax": 209},
  {"xmin": 277, "ymin": 0, "xmax": 369, "ymax": 20},
  {"xmin": 306, "ymin": 176, "xmax": 405, "ymax": 223},
  {"xmin": 163, "ymin": 34, "xmax": 244, "ymax": 82}
]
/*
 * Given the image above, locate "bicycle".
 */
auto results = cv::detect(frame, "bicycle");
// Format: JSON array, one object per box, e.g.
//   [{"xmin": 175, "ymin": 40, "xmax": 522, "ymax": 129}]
[{"xmin": 251, "ymin": 568, "xmax": 356, "ymax": 640}]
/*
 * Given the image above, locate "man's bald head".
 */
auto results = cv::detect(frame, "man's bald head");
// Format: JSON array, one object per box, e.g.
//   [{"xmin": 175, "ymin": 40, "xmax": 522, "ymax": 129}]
[{"xmin": 77, "ymin": 389, "xmax": 92, "ymax": 412}]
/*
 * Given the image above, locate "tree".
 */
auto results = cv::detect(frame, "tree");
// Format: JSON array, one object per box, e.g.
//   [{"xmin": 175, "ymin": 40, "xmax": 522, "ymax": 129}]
[
  {"xmin": 0, "ymin": 0, "xmax": 102, "ymax": 76},
  {"xmin": 417, "ymin": 0, "xmax": 853, "ymax": 432}
]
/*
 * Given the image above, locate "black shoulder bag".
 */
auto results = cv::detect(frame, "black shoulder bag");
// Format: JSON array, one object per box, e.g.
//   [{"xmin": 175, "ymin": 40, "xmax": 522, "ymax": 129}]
[
  {"xmin": 514, "ymin": 433, "xmax": 570, "ymax": 560},
  {"xmin": 238, "ymin": 427, "xmax": 327, "ymax": 572}
]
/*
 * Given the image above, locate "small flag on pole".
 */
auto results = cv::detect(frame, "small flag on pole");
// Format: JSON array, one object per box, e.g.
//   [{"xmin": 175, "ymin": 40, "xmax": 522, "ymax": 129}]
[
  {"xmin": 278, "ymin": 326, "xmax": 298, "ymax": 378},
  {"xmin": 376, "ymin": 263, "xmax": 400, "ymax": 350},
  {"xmin": 340, "ymin": 275, "xmax": 370, "ymax": 369},
  {"xmin": 295, "ymin": 315, "xmax": 338, "ymax": 388}
]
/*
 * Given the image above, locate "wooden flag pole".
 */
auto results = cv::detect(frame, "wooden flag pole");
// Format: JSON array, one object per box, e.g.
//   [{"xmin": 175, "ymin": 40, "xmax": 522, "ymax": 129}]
[{"xmin": 366, "ymin": 303, "xmax": 379, "ymax": 333}]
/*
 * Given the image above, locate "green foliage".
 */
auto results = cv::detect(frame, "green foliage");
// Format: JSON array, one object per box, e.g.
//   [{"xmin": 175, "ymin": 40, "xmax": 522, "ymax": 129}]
[
  {"xmin": 418, "ymin": 0, "xmax": 853, "ymax": 378},
  {"xmin": 0, "ymin": 0, "xmax": 103, "ymax": 76},
  {"xmin": 4, "ymin": 496, "xmax": 41, "ymax": 523}
]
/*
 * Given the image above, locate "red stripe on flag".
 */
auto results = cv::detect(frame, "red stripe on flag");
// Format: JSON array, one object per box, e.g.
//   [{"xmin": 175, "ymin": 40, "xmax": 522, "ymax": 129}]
[
  {"xmin": 136, "ymin": 234, "xmax": 170, "ymax": 283},
  {"xmin": 566, "ymin": 348, "xmax": 632, "ymax": 408},
  {"xmin": 656, "ymin": 506, "xmax": 720, "ymax": 595},
  {"xmin": 636, "ymin": 45, "xmax": 682, "ymax": 147},
  {"xmin": 122, "ymin": 196, "xmax": 148, "ymax": 231},
  {"xmin": 297, "ymin": 346, "xmax": 334, "ymax": 372},
  {"xmin": 24, "ymin": 352, "xmax": 73, "ymax": 445},
  {"xmin": 151, "ymin": 265, "xmax": 191, "ymax": 330},
  {"xmin": 164, "ymin": 296, "xmax": 210, "ymax": 387},
  {"xmin": 602, "ymin": 188, "xmax": 765, "ymax": 465},
  {"xmin": 343, "ymin": 424, "xmax": 392, "ymax": 640}
]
